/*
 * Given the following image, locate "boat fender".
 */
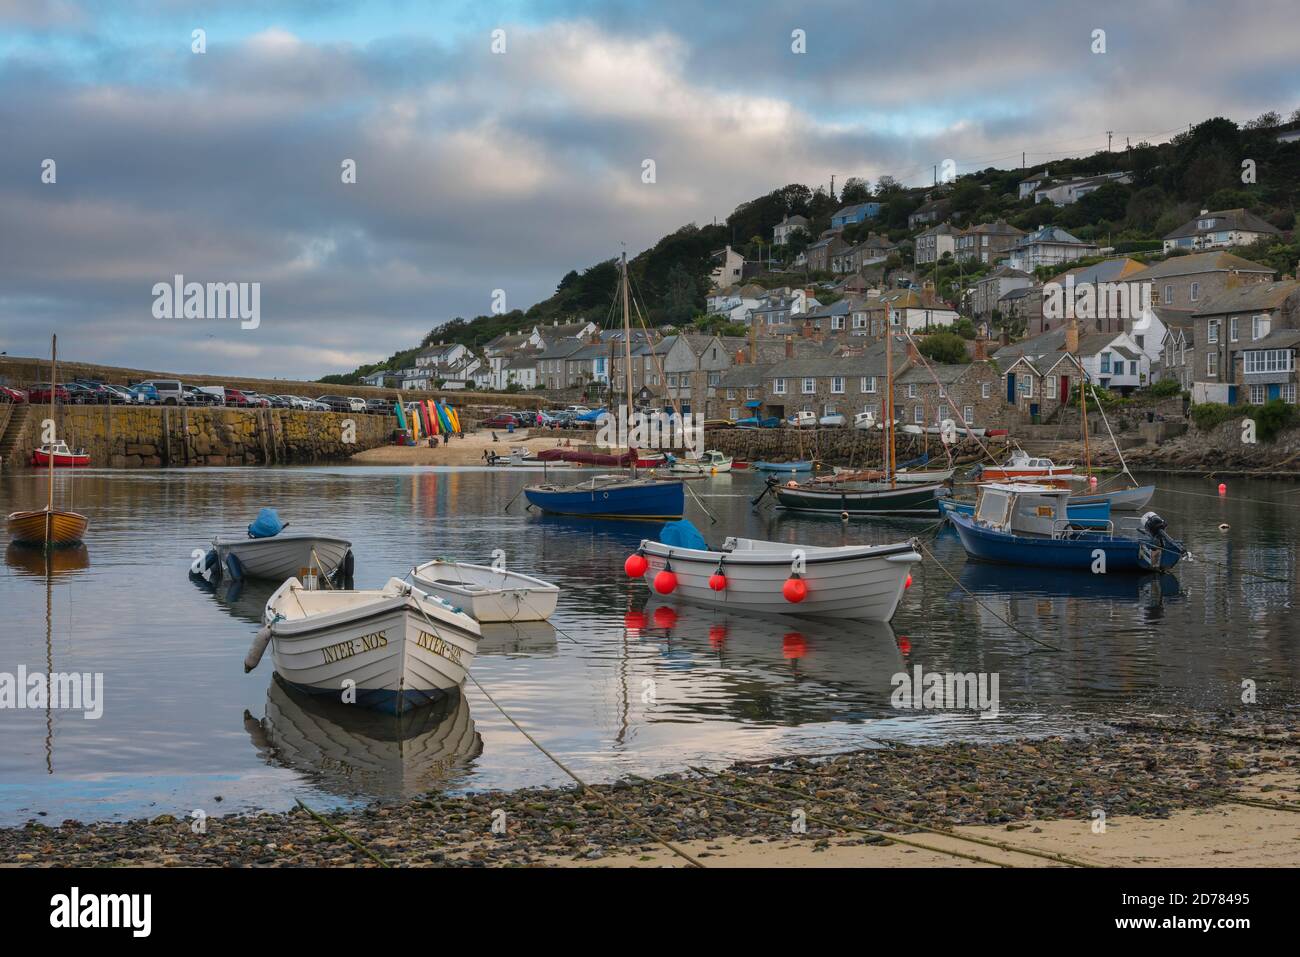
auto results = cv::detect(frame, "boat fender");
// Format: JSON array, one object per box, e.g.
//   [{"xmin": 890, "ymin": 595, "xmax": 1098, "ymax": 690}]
[
  {"xmin": 708, "ymin": 559, "xmax": 727, "ymax": 592},
  {"xmin": 202, "ymin": 548, "xmax": 220, "ymax": 581},
  {"xmin": 782, "ymin": 574, "xmax": 807, "ymax": 604},
  {"xmin": 1218, "ymin": 523, "xmax": 1230, "ymax": 532},
  {"xmin": 244, "ymin": 625, "xmax": 272, "ymax": 673},
  {"xmin": 624, "ymin": 551, "xmax": 649, "ymax": 578},
  {"xmin": 340, "ymin": 549, "xmax": 355, "ymax": 580},
  {"xmin": 225, "ymin": 552, "xmax": 244, "ymax": 581},
  {"xmin": 652, "ymin": 562, "xmax": 678, "ymax": 595}
]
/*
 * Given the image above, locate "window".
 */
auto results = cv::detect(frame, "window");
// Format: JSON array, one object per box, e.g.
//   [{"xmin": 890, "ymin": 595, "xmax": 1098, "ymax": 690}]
[
  {"xmin": 861, "ymin": 376, "xmax": 876, "ymax": 393},
  {"xmin": 1163, "ymin": 284, "xmax": 1173, "ymax": 304},
  {"xmin": 1190, "ymin": 282, "xmax": 1200, "ymax": 302},
  {"xmin": 1284, "ymin": 384, "xmax": 1297, "ymax": 404},
  {"xmin": 1045, "ymin": 375, "xmax": 1055, "ymax": 394},
  {"xmin": 773, "ymin": 378, "xmax": 786, "ymax": 394},
  {"xmin": 914, "ymin": 406, "xmax": 924, "ymax": 423},
  {"xmin": 708, "ymin": 372, "xmax": 721, "ymax": 387},
  {"xmin": 938, "ymin": 385, "xmax": 946, "ymax": 399},
  {"xmin": 728, "ymin": 407, "xmax": 740, "ymax": 421},
  {"xmin": 1020, "ymin": 377, "xmax": 1034, "ymax": 398},
  {"xmin": 831, "ymin": 315, "xmax": 845, "ymax": 330},
  {"xmin": 907, "ymin": 383, "xmax": 917, "ymax": 398},
  {"xmin": 746, "ymin": 387, "xmax": 756, "ymax": 400},
  {"xmin": 1253, "ymin": 314, "xmax": 1270, "ymax": 340},
  {"xmin": 964, "ymin": 405, "xmax": 974, "ymax": 424},
  {"xmin": 1100, "ymin": 354, "xmax": 1111, "ymax": 374},
  {"xmin": 1130, "ymin": 361, "xmax": 1138, "ymax": 376},
  {"xmin": 726, "ymin": 388, "xmax": 736, "ymax": 400},
  {"xmin": 1230, "ymin": 317, "xmax": 1238, "ymax": 342},
  {"xmin": 1250, "ymin": 384, "xmax": 1266, "ymax": 405},
  {"xmin": 667, "ymin": 374, "xmax": 678, "ymax": 387},
  {"xmin": 853, "ymin": 314, "xmax": 867, "ymax": 329},
  {"xmin": 1206, "ymin": 352, "xmax": 1218, "ymax": 377},
  {"xmin": 802, "ymin": 377, "xmax": 816, "ymax": 394},
  {"xmin": 823, "ymin": 404, "xmax": 837, "ymax": 416},
  {"xmin": 981, "ymin": 382, "xmax": 991, "ymax": 399},
  {"xmin": 1208, "ymin": 320, "xmax": 1219, "ymax": 343},
  {"xmin": 1243, "ymin": 349, "xmax": 1295, "ymax": 374},
  {"xmin": 831, "ymin": 376, "xmax": 844, "ymax": 394}
]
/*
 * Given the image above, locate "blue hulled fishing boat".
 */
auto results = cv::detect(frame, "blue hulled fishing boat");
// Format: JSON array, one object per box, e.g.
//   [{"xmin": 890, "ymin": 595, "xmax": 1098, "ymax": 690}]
[
  {"xmin": 939, "ymin": 495, "xmax": 1111, "ymax": 526},
  {"xmin": 523, "ymin": 474, "xmax": 684, "ymax": 519},
  {"xmin": 948, "ymin": 483, "xmax": 1186, "ymax": 572}
]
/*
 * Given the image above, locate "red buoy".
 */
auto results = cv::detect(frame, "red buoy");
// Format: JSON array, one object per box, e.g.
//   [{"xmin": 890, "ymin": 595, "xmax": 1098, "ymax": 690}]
[
  {"xmin": 624, "ymin": 553, "xmax": 648, "ymax": 577},
  {"xmin": 1218, "ymin": 483, "xmax": 1227, "ymax": 496},
  {"xmin": 904, "ymin": 574, "xmax": 913, "ymax": 589},
  {"xmin": 653, "ymin": 569, "xmax": 678, "ymax": 594},
  {"xmin": 708, "ymin": 572, "xmax": 727, "ymax": 591},
  {"xmin": 782, "ymin": 576, "xmax": 807, "ymax": 603}
]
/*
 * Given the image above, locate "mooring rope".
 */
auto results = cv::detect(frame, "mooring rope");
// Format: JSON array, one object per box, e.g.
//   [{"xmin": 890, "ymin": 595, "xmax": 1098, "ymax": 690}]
[{"xmin": 406, "ymin": 595, "xmax": 703, "ymax": 867}]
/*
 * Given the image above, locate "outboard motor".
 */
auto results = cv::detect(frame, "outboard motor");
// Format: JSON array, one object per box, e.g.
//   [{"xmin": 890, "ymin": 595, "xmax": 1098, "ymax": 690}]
[{"xmin": 1140, "ymin": 511, "xmax": 1167, "ymax": 537}]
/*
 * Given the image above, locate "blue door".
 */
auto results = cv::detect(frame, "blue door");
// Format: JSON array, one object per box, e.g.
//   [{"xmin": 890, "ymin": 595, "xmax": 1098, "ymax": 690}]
[
  {"xmin": 1227, "ymin": 385, "xmax": 1238, "ymax": 404},
  {"xmin": 1268, "ymin": 384, "xmax": 1281, "ymax": 401},
  {"xmin": 1006, "ymin": 373, "xmax": 1016, "ymax": 403}
]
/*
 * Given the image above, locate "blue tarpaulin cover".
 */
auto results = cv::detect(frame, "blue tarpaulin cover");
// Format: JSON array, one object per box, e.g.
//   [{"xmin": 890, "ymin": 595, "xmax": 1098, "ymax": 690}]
[
  {"xmin": 659, "ymin": 519, "xmax": 708, "ymax": 551},
  {"xmin": 247, "ymin": 507, "xmax": 285, "ymax": 539}
]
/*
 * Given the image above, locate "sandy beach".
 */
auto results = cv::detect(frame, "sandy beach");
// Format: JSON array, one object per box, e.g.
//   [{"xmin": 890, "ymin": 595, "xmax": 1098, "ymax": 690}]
[{"xmin": 350, "ymin": 429, "xmax": 593, "ymax": 466}]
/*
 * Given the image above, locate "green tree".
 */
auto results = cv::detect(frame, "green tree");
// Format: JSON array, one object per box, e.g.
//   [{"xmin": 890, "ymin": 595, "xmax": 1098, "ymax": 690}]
[{"xmin": 918, "ymin": 331, "xmax": 970, "ymax": 364}]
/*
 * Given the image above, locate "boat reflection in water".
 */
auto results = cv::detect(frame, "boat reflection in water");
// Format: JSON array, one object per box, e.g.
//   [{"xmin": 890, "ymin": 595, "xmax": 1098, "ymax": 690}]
[
  {"xmin": 190, "ymin": 573, "xmax": 279, "ymax": 625},
  {"xmin": 5, "ymin": 543, "xmax": 90, "ymax": 577},
  {"xmin": 956, "ymin": 563, "xmax": 1182, "ymax": 606},
  {"xmin": 245, "ymin": 674, "xmax": 482, "ymax": 801},
  {"xmin": 629, "ymin": 601, "xmax": 906, "ymax": 716},
  {"xmin": 477, "ymin": 621, "xmax": 559, "ymax": 657}
]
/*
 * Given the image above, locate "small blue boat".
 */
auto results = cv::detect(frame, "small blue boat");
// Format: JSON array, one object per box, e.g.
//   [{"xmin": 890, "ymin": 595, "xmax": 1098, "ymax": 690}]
[
  {"xmin": 939, "ymin": 496, "xmax": 1111, "ymax": 526},
  {"xmin": 949, "ymin": 483, "xmax": 1185, "ymax": 573},
  {"xmin": 523, "ymin": 474, "xmax": 684, "ymax": 519},
  {"xmin": 752, "ymin": 460, "xmax": 813, "ymax": 473}
]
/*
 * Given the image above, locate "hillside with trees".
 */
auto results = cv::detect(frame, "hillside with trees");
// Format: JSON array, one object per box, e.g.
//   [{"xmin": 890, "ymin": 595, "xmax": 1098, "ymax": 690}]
[{"xmin": 322, "ymin": 110, "xmax": 1300, "ymax": 384}]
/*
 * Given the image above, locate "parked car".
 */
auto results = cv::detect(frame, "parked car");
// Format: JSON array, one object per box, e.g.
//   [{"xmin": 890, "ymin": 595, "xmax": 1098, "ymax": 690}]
[
  {"xmin": 483, "ymin": 413, "xmax": 521, "ymax": 428},
  {"xmin": 136, "ymin": 379, "xmax": 187, "ymax": 406},
  {"xmin": 128, "ymin": 383, "xmax": 160, "ymax": 405},
  {"xmin": 68, "ymin": 379, "xmax": 116, "ymax": 404},
  {"xmin": 316, "ymin": 395, "xmax": 354, "ymax": 413},
  {"xmin": 192, "ymin": 386, "xmax": 227, "ymax": 406},
  {"xmin": 101, "ymin": 384, "xmax": 135, "ymax": 404},
  {"xmin": 223, "ymin": 388, "xmax": 252, "ymax": 407},
  {"xmin": 365, "ymin": 397, "xmax": 391, "ymax": 414},
  {"xmin": 263, "ymin": 394, "xmax": 290, "ymax": 409},
  {"xmin": 185, "ymin": 386, "xmax": 222, "ymax": 406},
  {"xmin": 309, "ymin": 398, "xmax": 330, "ymax": 412},
  {"xmin": 240, "ymin": 392, "xmax": 271, "ymax": 408},
  {"xmin": 0, "ymin": 385, "xmax": 28, "ymax": 403},
  {"xmin": 28, "ymin": 383, "xmax": 70, "ymax": 404}
]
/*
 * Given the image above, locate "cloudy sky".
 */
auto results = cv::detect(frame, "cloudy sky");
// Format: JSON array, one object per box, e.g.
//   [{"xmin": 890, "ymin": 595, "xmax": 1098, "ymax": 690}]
[{"xmin": 2, "ymin": 0, "xmax": 1298, "ymax": 379}]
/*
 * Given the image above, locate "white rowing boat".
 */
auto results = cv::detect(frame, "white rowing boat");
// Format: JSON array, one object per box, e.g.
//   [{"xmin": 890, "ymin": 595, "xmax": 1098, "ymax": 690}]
[
  {"xmin": 634, "ymin": 534, "xmax": 920, "ymax": 621},
  {"xmin": 212, "ymin": 532, "xmax": 352, "ymax": 582},
  {"xmin": 411, "ymin": 559, "xmax": 559, "ymax": 622},
  {"xmin": 247, "ymin": 577, "xmax": 480, "ymax": 714},
  {"xmin": 668, "ymin": 450, "xmax": 733, "ymax": 474}
]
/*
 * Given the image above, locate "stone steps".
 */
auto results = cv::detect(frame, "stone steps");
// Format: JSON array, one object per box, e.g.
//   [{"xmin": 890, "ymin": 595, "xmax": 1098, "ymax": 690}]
[{"xmin": 0, "ymin": 404, "xmax": 32, "ymax": 467}]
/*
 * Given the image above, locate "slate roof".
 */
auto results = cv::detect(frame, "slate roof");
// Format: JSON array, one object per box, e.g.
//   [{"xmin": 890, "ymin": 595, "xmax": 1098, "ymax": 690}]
[
  {"xmin": 1134, "ymin": 250, "xmax": 1275, "ymax": 280},
  {"xmin": 1191, "ymin": 281, "xmax": 1300, "ymax": 316},
  {"xmin": 1163, "ymin": 208, "xmax": 1281, "ymax": 241}
]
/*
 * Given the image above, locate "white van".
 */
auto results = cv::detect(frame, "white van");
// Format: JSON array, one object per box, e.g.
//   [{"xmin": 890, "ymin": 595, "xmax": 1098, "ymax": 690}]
[{"xmin": 137, "ymin": 379, "xmax": 187, "ymax": 406}]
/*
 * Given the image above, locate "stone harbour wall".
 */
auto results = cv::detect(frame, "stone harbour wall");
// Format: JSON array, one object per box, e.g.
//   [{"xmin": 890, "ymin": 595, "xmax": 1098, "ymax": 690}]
[
  {"xmin": 703, "ymin": 427, "xmax": 998, "ymax": 466},
  {"xmin": 17, "ymin": 405, "xmax": 394, "ymax": 468}
]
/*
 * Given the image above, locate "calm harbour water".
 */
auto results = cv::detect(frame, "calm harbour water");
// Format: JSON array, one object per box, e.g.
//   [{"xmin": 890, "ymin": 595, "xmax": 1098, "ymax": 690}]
[{"xmin": 1, "ymin": 464, "xmax": 1298, "ymax": 825}]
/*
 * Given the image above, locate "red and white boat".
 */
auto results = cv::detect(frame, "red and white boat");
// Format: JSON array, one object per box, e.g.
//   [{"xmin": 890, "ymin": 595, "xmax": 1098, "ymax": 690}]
[
  {"xmin": 636, "ymin": 451, "xmax": 670, "ymax": 468},
  {"xmin": 978, "ymin": 449, "xmax": 1075, "ymax": 483},
  {"xmin": 32, "ymin": 441, "xmax": 90, "ymax": 468}
]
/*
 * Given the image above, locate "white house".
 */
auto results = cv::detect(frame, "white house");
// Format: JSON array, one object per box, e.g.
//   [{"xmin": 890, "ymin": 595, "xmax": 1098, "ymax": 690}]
[
  {"xmin": 709, "ymin": 246, "xmax": 745, "ymax": 287},
  {"xmin": 772, "ymin": 214, "xmax": 810, "ymax": 246},
  {"xmin": 1008, "ymin": 226, "xmax": 1099, "ymax": 271},
  {"xmin": 882, "ymin": 290, "xmax": 958, "ymax": 332},
  {"xmin": 1078, "ymin": 331, "xmax": 1150, "ymax": 394},
  {"xmin": 1033, "ymin": 172, "xmax": 1132, "ymax": 206},
  {"xmin": 1162, "ymin": 208, "xmax": 1281, "ymax": 253}
]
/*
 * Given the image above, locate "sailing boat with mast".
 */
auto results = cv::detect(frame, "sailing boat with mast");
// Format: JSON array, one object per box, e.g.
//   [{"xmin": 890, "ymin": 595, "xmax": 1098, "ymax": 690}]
[
  {"xmin": 523, "ymin": 253, "xmax": 686, "ymax": 519},
  {"xmin": 772, "ymin": 333, "xmax": 946, "ymax": 516},
  {"xmin": 7, "ymin": 335, "xmax": 89, "ymax": 548}
]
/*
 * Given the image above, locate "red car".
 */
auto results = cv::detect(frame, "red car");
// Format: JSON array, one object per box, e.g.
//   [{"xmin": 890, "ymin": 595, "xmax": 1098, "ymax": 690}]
[
  {"xmin": 0, "ymin": 385, "xmax": 27, "ymax": 403},
  {"xmin": 483, "ymin": 413, "xmax": 524, "ymax": 428},
  {"xmin": 224, "ymin": 388, "xmax": 254, "ymax": 407},
  {"xmin": 27, "ymin": 383, "xmax": 69, "ymax": 404}
]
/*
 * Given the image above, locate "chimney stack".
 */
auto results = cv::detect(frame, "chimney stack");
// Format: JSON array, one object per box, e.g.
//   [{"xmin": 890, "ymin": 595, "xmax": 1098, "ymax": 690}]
[
  {"xmin": 906, "ymin": 338, "xmax": 921, "ymax": 363},
  {"xmin": 1066, "ymin": 318, "xmax": 1080, "ymax": 355},
  {"xmin": 735, "ymin": 348, "xmax": 746, "ymax": 365},
  {"xmin": 785, "ymin": 335, "xmax": 794, "ymax": 358},
  {"xmin": 974, "ymin": 330, "xmax": 988, "ymax": 361},
  {"xmin": 999, "ymin": 326, "xmax": 1011, "ymax": 347}
]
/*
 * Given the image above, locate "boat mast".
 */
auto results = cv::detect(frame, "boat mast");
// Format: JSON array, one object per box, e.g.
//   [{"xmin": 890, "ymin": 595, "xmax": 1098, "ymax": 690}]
[
  {"xmin": 621, "ymin": 252, "xmax": 636, "ymax": 475},
  {"xmin": 1079, "ymin": 355, "xmax": 1091, "ymax": 478},
  {"xmin": 886, "ymin": 325, "xmax": 896, "ymax": 488},
  {"xmin": 47, "ymin": 335, "xmax": 57, "ymax": 542}
]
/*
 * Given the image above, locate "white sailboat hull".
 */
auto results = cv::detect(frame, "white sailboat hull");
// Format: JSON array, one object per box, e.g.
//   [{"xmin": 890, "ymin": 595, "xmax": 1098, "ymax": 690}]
[
  {"xmin": 411, "ymin": 560, "xmax": 560, "ymax": 622},
  {"xmin": 638, "ymin": 537, "xmax": 919, "ymax": 621},
  {"xmin": 216, "ymin": 533, "xmax": 351, "ymax": 581},
  {"xmin": 264, "ymin": 578, "xmax": 480, "ymax": 713}
]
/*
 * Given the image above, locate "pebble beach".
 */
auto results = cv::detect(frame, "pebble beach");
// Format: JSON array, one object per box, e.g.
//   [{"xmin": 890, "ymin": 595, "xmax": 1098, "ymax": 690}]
[{"xmin": 4, "ymin": 713, "xmax": 1296, "ymax": 868}]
